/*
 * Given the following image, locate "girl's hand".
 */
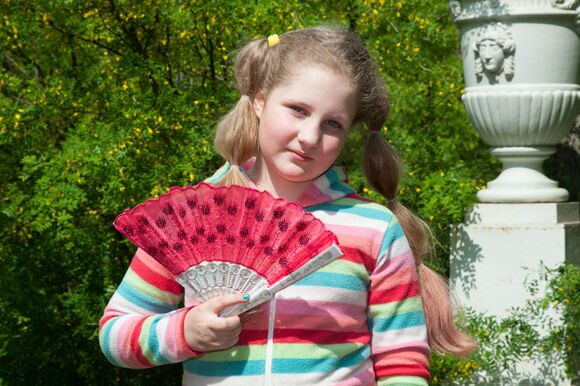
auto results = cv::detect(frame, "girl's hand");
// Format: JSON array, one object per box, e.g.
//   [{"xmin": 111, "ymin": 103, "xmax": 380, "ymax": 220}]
[{"xmin": 184, "ymin": 294, "xmax": 248, "ymax": 352}]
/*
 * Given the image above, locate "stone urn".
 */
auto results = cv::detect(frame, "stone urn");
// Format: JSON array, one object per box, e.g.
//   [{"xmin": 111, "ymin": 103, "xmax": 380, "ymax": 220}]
[{"xmin": 450, "ymin": 0, "xmax": 580, "ymax": 202}]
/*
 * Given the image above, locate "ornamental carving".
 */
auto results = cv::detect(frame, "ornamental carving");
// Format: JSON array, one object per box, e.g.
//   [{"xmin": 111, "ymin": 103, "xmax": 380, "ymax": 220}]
[
  {"xmin": 449, "ymin": 0, "xmax": 504, "ymax": 20},
  {"xmin": 449, "ymin": 1, "xmax": 462, "ymax": 18},
  {"xmin": 473, "ymin": 22, "xmax": 515, "ymax": 83},
  {"xmin": 551, "ymin": 0, "xmax": 580, "ymax": 33},
  {"xmin": 550, "ymin": 0, "xmax": 580, "ymax": 10}
]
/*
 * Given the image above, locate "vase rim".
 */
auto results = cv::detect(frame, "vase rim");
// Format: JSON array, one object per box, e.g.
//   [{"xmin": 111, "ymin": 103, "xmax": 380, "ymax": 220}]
[
  {"xmin": 452, "ymin": 8, "xmax": 579, "ymax": 24},
  {"xmin": 464, "ymin": 84, "xmax": 580, "ymax": 92}
]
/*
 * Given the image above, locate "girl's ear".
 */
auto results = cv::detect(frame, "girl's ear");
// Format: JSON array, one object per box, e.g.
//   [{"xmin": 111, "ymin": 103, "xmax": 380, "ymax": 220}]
[{"xmin": 253, "ymin": 92, "xmax": 265, "ymax": 119}]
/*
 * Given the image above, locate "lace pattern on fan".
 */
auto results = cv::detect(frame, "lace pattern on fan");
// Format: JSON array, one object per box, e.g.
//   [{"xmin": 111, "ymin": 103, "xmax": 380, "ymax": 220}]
[{"xmin": 176, "ymin": 261, "xmax": 268, "ymax": 303}]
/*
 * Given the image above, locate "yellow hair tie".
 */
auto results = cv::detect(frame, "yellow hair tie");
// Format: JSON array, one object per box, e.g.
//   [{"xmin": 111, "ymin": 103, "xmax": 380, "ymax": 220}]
[{"xmin": 267, "ymin": 34, "xmax": 280, "ymax": 48}]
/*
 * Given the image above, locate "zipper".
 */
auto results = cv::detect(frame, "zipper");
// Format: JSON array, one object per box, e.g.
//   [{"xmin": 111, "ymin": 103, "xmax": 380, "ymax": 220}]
[{"xmin": 264, "ymin": 295, "xmax": 277, "ymax": 386}]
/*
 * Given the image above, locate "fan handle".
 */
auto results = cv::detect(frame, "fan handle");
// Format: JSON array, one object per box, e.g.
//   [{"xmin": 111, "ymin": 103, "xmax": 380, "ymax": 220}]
[{"xmin": 219, "ymin": 244, "xmax": 343, "ymax": 317}]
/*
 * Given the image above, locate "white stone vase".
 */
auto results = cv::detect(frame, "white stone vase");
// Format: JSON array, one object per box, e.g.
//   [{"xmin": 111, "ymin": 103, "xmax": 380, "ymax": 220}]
[{"xmin": 450, "ymin": 0, "xmax": 580, "ymax": 202}]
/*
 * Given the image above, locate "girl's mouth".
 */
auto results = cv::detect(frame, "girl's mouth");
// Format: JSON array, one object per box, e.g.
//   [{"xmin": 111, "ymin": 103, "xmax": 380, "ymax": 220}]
[{"xmin": 289, "ymin": 150, "xmax": 313, "ymax": 161}]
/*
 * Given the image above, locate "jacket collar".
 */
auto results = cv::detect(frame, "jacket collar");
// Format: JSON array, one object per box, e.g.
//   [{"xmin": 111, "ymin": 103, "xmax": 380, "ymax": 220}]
[{"xmin": 207, "ymin": 158, "xmax": 354, "ymax": 208}]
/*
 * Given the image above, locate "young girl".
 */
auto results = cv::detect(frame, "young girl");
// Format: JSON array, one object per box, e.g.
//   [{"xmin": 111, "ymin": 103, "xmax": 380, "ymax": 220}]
[{"xmin": 99, "ymin": 26, "xmax": 475, "ymax": 385}]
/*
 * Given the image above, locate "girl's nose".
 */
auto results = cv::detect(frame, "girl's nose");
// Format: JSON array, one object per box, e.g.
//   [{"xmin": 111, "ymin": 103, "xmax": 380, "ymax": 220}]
[{"xmin": 296, "ymin": 120, "xmax": 322, "ymax": 148}]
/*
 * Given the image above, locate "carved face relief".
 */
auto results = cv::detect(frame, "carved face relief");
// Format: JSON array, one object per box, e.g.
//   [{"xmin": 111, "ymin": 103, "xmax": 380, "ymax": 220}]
[
  {"xmin": 473, "ymin": 22, "xmax": 515, "ymax": 83},
  {"xmin": 478, "ymin": 39, "xmax": 505, "ymax": 73}
]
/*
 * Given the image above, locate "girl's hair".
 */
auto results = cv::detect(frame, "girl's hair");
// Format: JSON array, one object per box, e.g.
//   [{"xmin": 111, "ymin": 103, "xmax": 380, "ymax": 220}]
[{"xmin": 214, "ymin": 26, "xmax": 476, "ymax": 358}]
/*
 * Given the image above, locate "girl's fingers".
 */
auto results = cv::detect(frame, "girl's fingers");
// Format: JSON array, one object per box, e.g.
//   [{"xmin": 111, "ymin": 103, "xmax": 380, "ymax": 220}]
[
  {"xmin": 211, "ymin": 325, "xmax": 242, "ymax": 339},
  {"xmin": 204, "ymin": 294, "xmax": 249, "ymax": 314},
  {"xmin": 239, "ymin": 303, "xmax": 266, "ymax": 325},
  {"xmin": 211, "ymin": 314, "xmax": 242, "ymax": 331}
]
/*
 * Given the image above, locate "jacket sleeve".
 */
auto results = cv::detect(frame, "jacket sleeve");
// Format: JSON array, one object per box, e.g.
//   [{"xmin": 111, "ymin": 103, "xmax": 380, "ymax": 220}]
[
  {"xmin": 99, "ymin": 248, "xmax": 199, "ymax": 368},
  {"xmin": 368, "ymin": 215, "xmax": 430, "ymax": 385}
]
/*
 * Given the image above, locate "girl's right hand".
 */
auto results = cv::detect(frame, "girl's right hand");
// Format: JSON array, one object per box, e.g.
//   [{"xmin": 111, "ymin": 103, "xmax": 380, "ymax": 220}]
[{"xmin": 184, "ymin": 294, "xmax": 248, "ymax": 352}]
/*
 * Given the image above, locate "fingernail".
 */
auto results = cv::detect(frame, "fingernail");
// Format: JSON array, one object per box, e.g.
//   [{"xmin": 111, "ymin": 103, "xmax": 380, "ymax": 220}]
[{"xmin": 242, "ymin": 294, "xmax": 250, "ymax": 301}]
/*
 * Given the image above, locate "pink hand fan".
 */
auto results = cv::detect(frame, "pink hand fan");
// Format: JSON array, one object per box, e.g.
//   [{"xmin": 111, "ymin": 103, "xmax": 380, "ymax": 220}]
[{"xmin": 113, "ymin": 182, "xmax": 343, "ymax": 317}]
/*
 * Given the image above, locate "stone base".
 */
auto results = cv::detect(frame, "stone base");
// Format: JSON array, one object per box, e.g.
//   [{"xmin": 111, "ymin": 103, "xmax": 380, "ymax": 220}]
[
  {"xmin": 451, "ymin": 202, "xmax": 579, "ymax": 316},
  {"xmin": 450, "ymin": 202, "xmax": 580, "ymax": 385}
]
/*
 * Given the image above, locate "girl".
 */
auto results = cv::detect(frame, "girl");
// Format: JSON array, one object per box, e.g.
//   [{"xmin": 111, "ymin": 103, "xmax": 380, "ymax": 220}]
[{"xmin": 99, "ymin": 26, "xmax": 475, "ymax": 385}]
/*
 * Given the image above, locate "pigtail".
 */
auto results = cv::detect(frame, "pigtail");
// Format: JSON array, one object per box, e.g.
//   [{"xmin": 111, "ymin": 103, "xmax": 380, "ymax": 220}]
[
  {"xmin": 213, "ymin": 37, "xmax": 278, "ymax": 187},
  {"xmin": 213, "ymin": 96, "xmax": 259, "ymax": 186},
  {"xmin": 418, "ymin": 263, "xmax": 476, "ymax": 359},
  {"xmin": 364, "ymin": 132, "xmax": 477, "ymax": 359}
]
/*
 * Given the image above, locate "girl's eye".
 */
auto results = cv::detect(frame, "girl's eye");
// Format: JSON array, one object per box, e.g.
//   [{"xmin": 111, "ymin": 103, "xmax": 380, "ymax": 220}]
[
  {"xmin": 326, "ymin": 120, "xmax": 343, "ymax": 130},
  {"xmin": 290, "ymin": 106, "xmax": 306, "ymax": 114}
]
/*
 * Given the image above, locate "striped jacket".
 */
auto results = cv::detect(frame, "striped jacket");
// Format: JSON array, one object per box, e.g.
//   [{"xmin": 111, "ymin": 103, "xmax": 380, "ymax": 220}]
[{"xmin": 99, "ymin": 163, "xmax": 430, "ymax": 385}]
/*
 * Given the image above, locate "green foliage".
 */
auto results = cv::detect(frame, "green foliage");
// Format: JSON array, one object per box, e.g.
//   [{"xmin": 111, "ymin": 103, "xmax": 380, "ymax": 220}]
[
  {"xmin": 429, "ymin": 264, "xmax": 580, "ymax": 385},
  {"xmin": 0, "ymin": 0, "xmax": 568, "ymax": 384}
]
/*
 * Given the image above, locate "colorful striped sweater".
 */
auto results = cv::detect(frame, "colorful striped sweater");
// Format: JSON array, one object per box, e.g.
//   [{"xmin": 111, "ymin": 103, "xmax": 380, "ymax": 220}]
[{"xmin": 99, "ymin": 163, "xmax": 430, "ymax": 385}]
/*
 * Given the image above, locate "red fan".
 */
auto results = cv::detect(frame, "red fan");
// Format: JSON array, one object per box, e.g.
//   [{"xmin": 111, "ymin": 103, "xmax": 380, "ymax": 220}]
[{"xmin": 113, "ymin": 182, "xmax": 343, "ymax": 316}]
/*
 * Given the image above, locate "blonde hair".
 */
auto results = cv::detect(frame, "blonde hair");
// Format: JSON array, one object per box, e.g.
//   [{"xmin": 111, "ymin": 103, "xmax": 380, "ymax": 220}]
[{"xmin": 214, "ymin": 26, "xmax": 476, "ymax": 358}]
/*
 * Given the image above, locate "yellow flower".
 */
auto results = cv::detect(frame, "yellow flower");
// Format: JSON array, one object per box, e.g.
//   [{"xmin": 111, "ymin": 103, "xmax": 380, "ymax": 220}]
[
  {"xmin": 415, "ymin": 187, "xmax": 421, "ymax": 193},
  {"xmin": 122, "ymin": 81, "xmax": 128, "ymax": 90}
]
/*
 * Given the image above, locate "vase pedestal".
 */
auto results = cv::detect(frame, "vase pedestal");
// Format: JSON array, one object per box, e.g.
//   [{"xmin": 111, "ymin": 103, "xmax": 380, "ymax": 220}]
[
  {"xmin": 477, "ymin": 146, "xmax": 570, "ymax": 202},
  {"xmin": 450, "ymin": 202, "xmax": 580, "ymax": 385}
]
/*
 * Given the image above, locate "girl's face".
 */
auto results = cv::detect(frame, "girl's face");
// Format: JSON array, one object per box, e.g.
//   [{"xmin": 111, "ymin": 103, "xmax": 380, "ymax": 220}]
[{"xmin": 252, "ymin": 66, "xmax": 358, "ymax": 186}]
